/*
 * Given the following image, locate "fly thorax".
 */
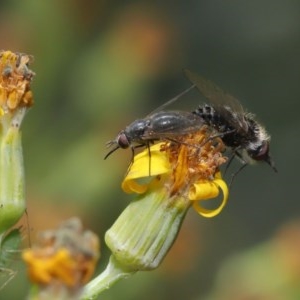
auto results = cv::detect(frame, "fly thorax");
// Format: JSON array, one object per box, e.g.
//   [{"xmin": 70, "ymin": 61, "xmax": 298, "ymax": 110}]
[{"xmin": 126, "ymin": 119, "xmax": 148, "ymax": 142}]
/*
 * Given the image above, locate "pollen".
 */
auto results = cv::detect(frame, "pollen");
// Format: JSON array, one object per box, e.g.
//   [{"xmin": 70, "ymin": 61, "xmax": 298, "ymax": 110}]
[
  {"xmin": 163, "ymin": 126, "xmax": 227, "ymax": 196},
  {"xmin": 0, "ymin": 50, "xmax": 35, "ymax": 113}
]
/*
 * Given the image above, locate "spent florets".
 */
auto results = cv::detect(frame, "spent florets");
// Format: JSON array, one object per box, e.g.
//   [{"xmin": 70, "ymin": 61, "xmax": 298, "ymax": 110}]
[
  {"xmin": 162, "ymin": 126, "xmax": 227, "ymax": 196},
  {"xmin": 22, "ymin": 218, "xmax": 100, "ymax": 292},
  {"xmin": 0, "ymin": 50, "xmax": 35, "ymax": 114}
]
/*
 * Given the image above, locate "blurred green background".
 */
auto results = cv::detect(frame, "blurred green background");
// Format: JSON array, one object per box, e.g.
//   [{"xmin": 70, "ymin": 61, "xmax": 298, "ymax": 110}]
[{"xmin": 1, "ymin": 1, "xmax": 300, "ymax": 299}]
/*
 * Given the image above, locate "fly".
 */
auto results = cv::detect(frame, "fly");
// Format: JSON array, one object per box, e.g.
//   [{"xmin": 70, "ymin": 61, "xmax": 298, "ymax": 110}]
[
  {"xmin": 104, "ymin": 85, "xmax": 204, "ymax": 162},
  {"xmin": 184, "ymin": 69, "xmax": 277, "ymax": 173}
]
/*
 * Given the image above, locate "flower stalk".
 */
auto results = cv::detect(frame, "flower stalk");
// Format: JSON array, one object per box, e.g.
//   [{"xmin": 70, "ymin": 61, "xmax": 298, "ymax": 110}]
[
  {"xmin": 82, "ymin": 255, "xmax": 134, "ymax": 299},
  {"xmin": 0, "ymin": 121, "xmax": 25, "ymax": 237}
]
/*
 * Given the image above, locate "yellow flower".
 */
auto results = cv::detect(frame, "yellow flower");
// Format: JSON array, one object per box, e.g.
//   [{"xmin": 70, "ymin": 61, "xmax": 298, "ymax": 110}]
[
  {"xmin": 22, "ymin": 218, "xmax": 100, "ymax": 297},
  {"xmin": 22, "ymin": 248, "xmax": 78, "ymax": 286},
  {"xmin": 104, "ymin": 127, "xmax": 228, "ymax": 278},
  {"xmin": 122, "ymin": 128, "xmax": 229, "ymax": 218}
]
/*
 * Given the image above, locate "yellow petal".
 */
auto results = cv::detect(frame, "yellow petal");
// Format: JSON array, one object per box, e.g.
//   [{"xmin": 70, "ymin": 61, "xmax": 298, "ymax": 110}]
[
  {"xmin": 122, "ymin": 143, "xmax": 171, "ymax": 194},
  {"xmin": 189, "ymin": 177, "xmax": 229, "ymax": 218},
  {"xmin": 189, "ymin": 181, "xmax": 220, "ymax": 200},
  {"xmin": 122, "ymin": 178, "xmax": 149, "ymax": 194}
]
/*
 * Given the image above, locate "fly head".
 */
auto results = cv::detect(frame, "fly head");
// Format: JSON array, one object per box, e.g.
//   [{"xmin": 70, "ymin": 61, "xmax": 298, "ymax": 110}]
[
  {"xmin": 247, "ymin": 140, "xmax": 277, "ymax": 172},
  {"xmin": 104, "ymin": 130, "xmax": 131, "ymax": 160}
]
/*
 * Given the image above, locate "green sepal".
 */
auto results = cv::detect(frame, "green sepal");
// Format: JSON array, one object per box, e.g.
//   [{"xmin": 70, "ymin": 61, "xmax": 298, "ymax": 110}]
[{"xmin": 105, "ymin": 187, "xmax": 190, "ymax": 271}]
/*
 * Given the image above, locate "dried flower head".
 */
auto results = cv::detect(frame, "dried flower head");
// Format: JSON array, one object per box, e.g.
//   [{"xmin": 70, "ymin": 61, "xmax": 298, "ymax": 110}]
[
  {"xmin": 22, "ymin": 218, "xmax": 100, "ymax": 298},
  {"xmin": 0, "ymin": 50, "xmax": 34, "ymax": 115}
]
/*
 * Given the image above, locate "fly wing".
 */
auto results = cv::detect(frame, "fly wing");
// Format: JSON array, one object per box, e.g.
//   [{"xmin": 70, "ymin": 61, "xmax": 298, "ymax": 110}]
[
  {"xmin": 142, "ymin": 111, "xmax": 204, "ymax": 140},
  {"xmin": 146, "ymin": 84, "xmax": 195, "ymax": 116},
  {"xmin": 184, "ymin": 69, "xmax": 249, "ymax": 133}
]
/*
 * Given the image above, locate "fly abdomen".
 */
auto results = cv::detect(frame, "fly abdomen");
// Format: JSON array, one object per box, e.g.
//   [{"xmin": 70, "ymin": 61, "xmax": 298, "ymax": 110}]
[
  {"xmin": 193, "ymin": 105, "xmax": 251, "ymax": 149},
  {"xmin": 193, "ymin": 105, "xmax": 233, "ymax": 135}
]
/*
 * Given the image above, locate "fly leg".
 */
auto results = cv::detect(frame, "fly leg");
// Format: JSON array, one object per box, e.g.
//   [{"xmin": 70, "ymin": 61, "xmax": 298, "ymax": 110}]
[
  {"xmin": 200, "ymin": 128, "xmax": 236, "ymax": 147},
  {"xmin": 165, "ymin": 137, "xmax": 201, "ymax": 150},
  {"xmin": 228, "ymin": 150, "xmax": 248, "ymax": 187},
  {"xmin": 123, "ymin": 144, "xmax": 146, "ymax": 177}
]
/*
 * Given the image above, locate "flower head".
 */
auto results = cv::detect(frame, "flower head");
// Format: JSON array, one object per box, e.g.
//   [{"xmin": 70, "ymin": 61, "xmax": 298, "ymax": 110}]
[
  {"xmin": 0, "ymin": 50, "xmax": 34, "ymax": 116},
  {"xmin": 122, "ymin": 126, "xmax": 229, "ymax": 217},
  {"xmin": 105, "ymin": 127, "xmax": 229, "ymax": 274},
  {"xmin": 22, "ymin": 218, "xmax": 100, "ymax": 299}
]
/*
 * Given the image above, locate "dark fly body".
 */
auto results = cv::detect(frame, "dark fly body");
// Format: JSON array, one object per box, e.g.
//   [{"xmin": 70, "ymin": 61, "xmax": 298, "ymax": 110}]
[
  {"xmin": 105, "ymin": 85, "xmax": 203, "ymax": 160},
  {"xmin": 184, "ymin": 69, "xmax": 277, "ymax": 172}
]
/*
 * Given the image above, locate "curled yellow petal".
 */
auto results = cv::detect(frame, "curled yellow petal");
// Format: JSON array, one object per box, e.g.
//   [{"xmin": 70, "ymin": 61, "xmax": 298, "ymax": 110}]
[
  {"xmin": 122, "ymin": 178, "xmax": 149, "ymax": 194},
  {"xmin": 189, "ymin": 175, "xmax": 229, "ymax": 218},
  {"xmin": 122, "ymin": 143, "xmax": 170, "ymax": 194},
  {"xmin": 189, "ymin": 181, "xmax": 220, "ymax": 200}
]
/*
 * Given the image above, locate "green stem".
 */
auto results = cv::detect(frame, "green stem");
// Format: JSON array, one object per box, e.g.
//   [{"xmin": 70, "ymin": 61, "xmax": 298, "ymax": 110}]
[
  {"xmin": 81, "ymin": 255, "xmax": 135, "ymax": 300},
  {"xmin": 0, "ymin": 118, "xmax": 26, "ymax": 235}
]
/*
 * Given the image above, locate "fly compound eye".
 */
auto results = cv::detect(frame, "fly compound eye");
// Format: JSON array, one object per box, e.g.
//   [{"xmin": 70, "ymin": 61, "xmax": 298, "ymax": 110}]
[
  {"xmin": 251, "ymin": 141, "xmax": 269, "ymax": 161},
  {"xmin": 117, "ymin": 132, "xmax": 130, "ymax": 149}
]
